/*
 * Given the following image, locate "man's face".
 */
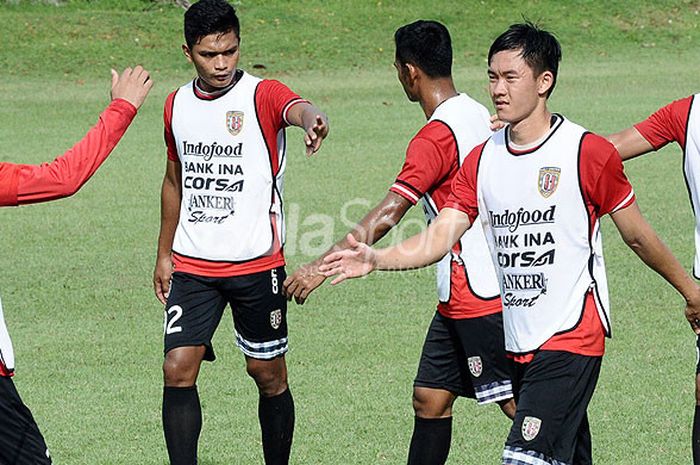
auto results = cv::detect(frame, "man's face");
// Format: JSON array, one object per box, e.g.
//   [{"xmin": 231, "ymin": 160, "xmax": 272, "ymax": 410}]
[
  {"xmin": 183, "ymin": 30, "xmax": 240, "ymax": 92},
  {"xmin": 394, "ymin": 59, "xmax": 418, "ymax": 102},
  {"xmin": 487, "ymin": 49, "xmax": 545, "ymax": 124}
]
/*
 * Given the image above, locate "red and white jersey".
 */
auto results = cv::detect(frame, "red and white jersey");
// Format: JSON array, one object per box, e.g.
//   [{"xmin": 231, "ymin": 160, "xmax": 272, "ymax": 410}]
[
  {"xmin": 447, "ymin": 115, "xmax": 635, "ymax": 356},
  {"xmin": 0, "ymin": 99, "xmax": 138, "ymax": 376},
  {"xmin": 635, "ymin": 94, "xmax": 700, "ymax": 277},
  {"xmin": 164, "ymin": 71, "xmax": 306, "ymax": 277},
  {"xmin": 390, "ymin": 93, "xmax": 500, "ymax": 319}
]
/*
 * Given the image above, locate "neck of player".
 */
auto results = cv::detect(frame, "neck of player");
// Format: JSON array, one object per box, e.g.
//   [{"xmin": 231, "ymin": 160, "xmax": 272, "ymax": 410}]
[
  {"xmin": 507, "ymin": 106, "xmax": 553, "ymax": 146},
  {"xmin": 420, "ymin": 78, "xmax": 458, "ymax": 119}
]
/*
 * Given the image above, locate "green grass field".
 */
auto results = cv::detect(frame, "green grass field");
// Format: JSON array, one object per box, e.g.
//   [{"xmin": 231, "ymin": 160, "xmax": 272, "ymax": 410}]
[{"xmin": 1, "ymin": 1, "xmax": 700, "ymax": 463}]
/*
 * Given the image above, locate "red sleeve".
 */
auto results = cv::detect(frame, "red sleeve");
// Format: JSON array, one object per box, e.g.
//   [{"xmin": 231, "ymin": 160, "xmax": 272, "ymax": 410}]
[
  {"xmin": 580, "ymin": 133, "xmax": 635, "ymax": 216},
  {"xmin": 256, "ymin": 80, "xmax": 306, "ymax": 132},
  {"xmin": 444, "ymin": 142, "xmax": 486, "ymax": 223},
  {"xmin": 390, "ymin": 121, "xmax": 457, "ymax": 205},
  {"xmin": 0, "ymin": 163, "xmax": 21, "ymax": 207},
  {"xmin": 15, "ymin": 98, "xmax": 137, "ymax": 205},
  {"xmin": 634, "ymin": 95, "xmax": 693, "ymax": 150},
  {"xmin": 164, "ymin": 90, "xmax": 178, "ymax": 162}
]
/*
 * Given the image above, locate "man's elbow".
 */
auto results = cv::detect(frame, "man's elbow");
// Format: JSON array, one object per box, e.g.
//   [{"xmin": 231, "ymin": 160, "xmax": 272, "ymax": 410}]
[{"xmin": 621, "ymin": 229, "xmax": 651, "ymax": 254}]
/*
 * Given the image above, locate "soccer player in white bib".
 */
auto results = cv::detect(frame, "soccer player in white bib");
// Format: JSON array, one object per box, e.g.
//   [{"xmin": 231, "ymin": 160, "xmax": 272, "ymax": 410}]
[
  {"xmin": 320, "ymin": 23, "xmax": 700, "ymax": 465},
  {"xmin": 0, "ymin": 67, "xmax": 152, "ymax": 464},
  {"xmin": 284, "ymin": 20, "xmax": 514, "ymax": 464},
  {"xmin": 608, "ymin": 96, "xmax": 700, "ymax": 464},
  {"xmin": 152, "ymin": 1, "xmax": 328, "ymax": 464}
]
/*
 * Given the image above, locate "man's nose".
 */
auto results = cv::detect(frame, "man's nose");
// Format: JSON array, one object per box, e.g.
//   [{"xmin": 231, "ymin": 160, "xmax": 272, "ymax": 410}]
[{"xmin": 214, "ymin": 55, "xmax": 227, "ymax": 70}]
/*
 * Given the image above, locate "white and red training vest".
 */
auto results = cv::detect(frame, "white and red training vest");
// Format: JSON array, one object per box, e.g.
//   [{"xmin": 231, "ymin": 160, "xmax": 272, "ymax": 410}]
[
  {"xmin": 422, "ymin": 95, "xmax": 500, "ymax": 304},
  {"xmin": 685, "ymin": 96, "xmax": 700, "ymax": 277},
  {"xmin": 477, "ymin": 117, "xmax": 612, "ymax": 353},
  {"xmin": 169, "ymin": 72, "xmax": 288, "ymax": 265}
]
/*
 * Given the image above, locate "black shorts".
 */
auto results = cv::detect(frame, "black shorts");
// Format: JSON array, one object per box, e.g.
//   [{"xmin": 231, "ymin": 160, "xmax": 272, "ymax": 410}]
[
  {"xmin": 414, "ymin": 311, "xmax": 513, "ymax": 404},
  {"xmin": 0, "ymin": 376, "xmax": 52, "ymax": 464},
  {"xmin": 696, "ymin": 336, "xmax": 700, "ymax": 374},
  {"xmin": 503, "ymin": 351, "xmax": 601, "ymax": 465},
  {"xmin": 164, "ymin": 267, "xmax": 288, "ymax": 361}
]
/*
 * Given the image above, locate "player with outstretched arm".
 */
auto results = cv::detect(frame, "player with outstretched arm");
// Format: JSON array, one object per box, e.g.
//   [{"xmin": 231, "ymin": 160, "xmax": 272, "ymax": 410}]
[
  {"xmin": 284, "ymin": 20, "xmax": 514, "ymax": 465},
  {"xmin": 152, "ymin": 1, "xmax": 328, "ymax": 464},
  {"xmin": 321, "ymin": 23, "xmax": 700, "ymax": 465},
  {"xmin": 0, "ymin": 66, "xmax": 152, "ymax": 464}
]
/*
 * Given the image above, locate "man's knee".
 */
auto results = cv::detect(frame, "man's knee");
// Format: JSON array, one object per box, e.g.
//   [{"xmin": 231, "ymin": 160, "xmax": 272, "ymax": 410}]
[
  {"xmin": 412, "ymin": 387, "xmax": 455, "ymax": 418},
  {"xmin": 163, "ymin": 346, "xmax": 205, "ymax": 386},
  {"xmin": 246, "ymin": 357, "xmax": 288, "ymax": 397},
  {"xmin": 498, "ymin": 398, "xmax": 516, "ymax": 419}
]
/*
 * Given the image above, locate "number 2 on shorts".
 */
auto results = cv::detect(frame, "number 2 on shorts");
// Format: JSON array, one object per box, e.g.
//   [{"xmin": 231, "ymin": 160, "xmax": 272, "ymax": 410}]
[{"xmin": 164, "ymin": 305, "xmax": 184, "ymax": 335}]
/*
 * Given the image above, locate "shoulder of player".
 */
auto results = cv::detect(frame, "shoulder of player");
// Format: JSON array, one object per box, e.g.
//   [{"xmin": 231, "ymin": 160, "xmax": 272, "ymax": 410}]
[
  {"xmin": 577, "ymin": 132, "xmax": 622, "ymax": 181},
  {"xmin": 164, "ymin": 88, "xmax": 179, "ymax": 107},
  {"xmin": 413, "ymin": 119, "xmax": 455, "ymax": 144},
  {"xmin": 256, "ymin": 77, "xmax": 295, "ymax": 95},
  {"xmin": 580, "ymin": 131, "xmax": 617, "ymax": 158}
]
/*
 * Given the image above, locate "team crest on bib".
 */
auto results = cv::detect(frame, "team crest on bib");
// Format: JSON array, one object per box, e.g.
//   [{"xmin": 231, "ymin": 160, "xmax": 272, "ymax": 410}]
[
  {"xmin": 270, "ymin": 309, "xmax": 282, "ymax": 330},
  {"xmin": 467, "ymin": 356, "xmax": 483, "ymax": 377},
  {"xmin": 538, "ymin": 167, "xmax": 561, "ymax": 198},
  {"xmin": 521, "ymin": 416, "xmax": 542, "ymax": 441},
  {"xmin": 226, "ymin": 111, "xmax": 244, "ymax": 136}
]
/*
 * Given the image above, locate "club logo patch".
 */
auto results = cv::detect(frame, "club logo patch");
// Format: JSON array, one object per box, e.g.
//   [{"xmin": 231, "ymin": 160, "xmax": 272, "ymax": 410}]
[
  {"xmin": 467, "ymin": 356, "xmax": 483, "ymax": 377},
  {"xmin": 226, "ymin": 111, "xmax": 244, "ymax": 136},
  {"xmin": 270, "ymin": 309, "xmax": 283, "ymax": 330},
  {"xmin": 521, "ymin": 416, "xmax": 542, "ymax": 441},
  {"xmin": 538, "ymin": 167, "xmax": 560, "ymax": 198}
]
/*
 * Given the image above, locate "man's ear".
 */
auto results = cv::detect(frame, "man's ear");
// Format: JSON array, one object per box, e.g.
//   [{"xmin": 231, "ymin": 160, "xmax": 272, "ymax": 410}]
[
  {"xmin": 537, "ymin": 70, "xmax": 554, "ymax": 97},
  {"xmin": 405, "ymin": 63, "xmax": 420, "ymax": 84},
  {"xmin": 182, "ymin": 44, "xmax": 193, "ymax": 63}
]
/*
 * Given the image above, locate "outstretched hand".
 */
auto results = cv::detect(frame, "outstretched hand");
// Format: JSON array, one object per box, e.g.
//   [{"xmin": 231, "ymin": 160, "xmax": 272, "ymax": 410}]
[
  {"xmin": 305, "ymin": 114, "xmax": 329, "ymax": 156},
  {"xmin": 111, "ymin": 65, "xmax": 153, "ymax": 110},
  {"xmin": 283, "ymin": 259, "xmax": 327, "ymax": 305},
  {"xmin": 318, "ymin": 234, "xmax": 376, "ymax": 285}
]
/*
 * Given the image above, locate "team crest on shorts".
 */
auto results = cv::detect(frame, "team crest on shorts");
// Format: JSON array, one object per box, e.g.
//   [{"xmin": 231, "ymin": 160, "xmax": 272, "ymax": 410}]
[
  {"xmin": 226, "ymin": 111, "xmax": 244, "ymax": 136},
  {"xmin": 521, "ymin": 416, "xmax": 542, "ymax": 441},
  {"xmin": 270, "ymin": 309, "xmax": 283, "ymax": 330},
  {"xmin": 467, "ymin": 356, "xmax": 483, "ymax": 377},
  {"xmin": 538, "ymin": 167, "xmax": 561, "ymax": 198}
]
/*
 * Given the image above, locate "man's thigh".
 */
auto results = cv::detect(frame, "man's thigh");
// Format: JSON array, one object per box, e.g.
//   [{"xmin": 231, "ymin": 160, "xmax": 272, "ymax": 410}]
[
  {"xmin": 504, "ymin": 351, "xmax": 601, "ymax": 465},
  {"xmin": 453, "ymin": 312, "xmax": 514, "ymax": 405},
  {"xmin": 414, "ymin": 312, "xmax": 475, "ymax": 399},
  {"xmin": 0, "ymin": 377, "xmax": 51, "ymax": 465},
  {"xmin": 223, "ymin": 266, "xmax": 289, "ymax": 360},
  {"xmin": 164, "ymin": 272, "xmax": 228, "ymax": 362}
]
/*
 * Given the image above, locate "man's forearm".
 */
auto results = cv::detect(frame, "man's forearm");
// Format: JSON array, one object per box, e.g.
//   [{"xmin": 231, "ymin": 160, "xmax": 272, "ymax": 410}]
[
  {"xmin": 16, "ymin": 99, "xmax": 138, "ymax": 205},
  {"xmin": 625, "ymin": 225, "xmax": 698, "ymax": 301},
  {"xmin": 321, "ymin": 195, "xmax": 410, "ymax": 261},
  {"xmin": 375, "ymin": 207, "xmax": 470, "ymax": 271}
]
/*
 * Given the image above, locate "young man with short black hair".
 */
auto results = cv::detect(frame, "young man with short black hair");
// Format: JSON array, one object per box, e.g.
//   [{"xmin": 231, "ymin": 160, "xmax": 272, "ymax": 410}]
[
  {"xmin": 321, "ymin": 22, "xmax": 700, "ymax": 465},
  {"xmin": 153, "ymin": 1, "xmax": 329, "ymax": 464},
  {"xmin": 285, "ymin": 20, "xmax": 513, "ymax": 465}
]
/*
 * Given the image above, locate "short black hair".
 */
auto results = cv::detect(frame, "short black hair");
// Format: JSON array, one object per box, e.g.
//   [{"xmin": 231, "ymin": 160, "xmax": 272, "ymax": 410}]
[
  {"xmin": 488, "ymin": 22, "xmax": 562, "ymax": 97},
  {"xmin": 394, "ymin": 20, "xmax": 452, "ymax": 78},
  {"xmin": 184, "ymin": 0, "xmax": 240, "ymax": 48}
]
